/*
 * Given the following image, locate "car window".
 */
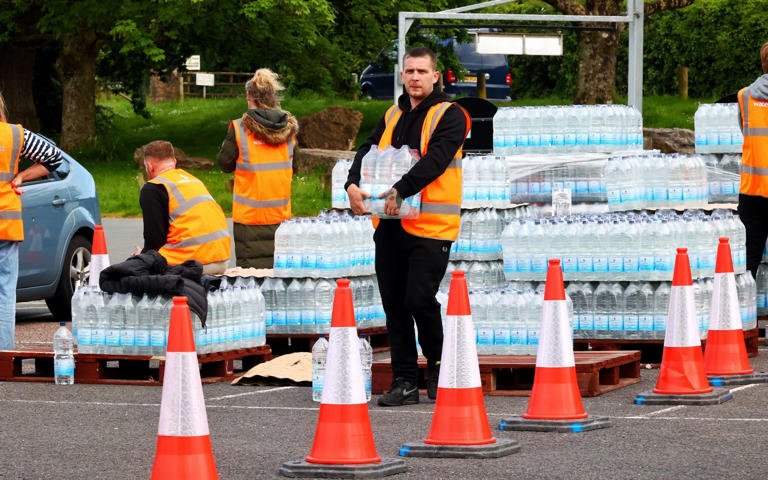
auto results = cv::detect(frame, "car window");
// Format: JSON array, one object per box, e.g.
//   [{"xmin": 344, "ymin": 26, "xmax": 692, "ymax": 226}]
[
  {"xmin": 374, "ymin": 47, "xmax": 398, "ymax": 71},
  {"xmin": 17, "ymin": 156, "xmax": 70, "ymax": 184}
]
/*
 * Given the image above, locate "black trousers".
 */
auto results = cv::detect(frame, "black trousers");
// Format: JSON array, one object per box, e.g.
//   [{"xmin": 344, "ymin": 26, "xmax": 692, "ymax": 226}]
[
  {"xmin": 737, "ymin": 193, "xmax": 768, "ymax": 278},
  {"xmin": 374, "ymin": 220, "xmax": 451, "ymax": 383}
]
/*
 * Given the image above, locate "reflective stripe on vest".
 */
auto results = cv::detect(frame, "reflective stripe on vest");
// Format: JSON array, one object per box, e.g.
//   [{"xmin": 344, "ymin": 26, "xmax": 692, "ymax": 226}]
[
  {"xmin": 375, "ymin": 102, "xmax": 469, "ymax": 241},
  {"xmin": 232, "ymin": 118, "xmax": 293, "ymax": 225},
  {"xmin": 150, "ymin": 169, "xmax": 231, "ymax": 265},
  {"xmin": 0, "ymin": 123, "xmax": 24, "ymax": 241},
  {"xmin": 738, "ymin": 88, "xmax": 768, "ymax": 197}
]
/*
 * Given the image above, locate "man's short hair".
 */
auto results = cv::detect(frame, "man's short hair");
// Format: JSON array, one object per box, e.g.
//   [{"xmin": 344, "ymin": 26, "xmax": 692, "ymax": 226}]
[
  {"xmin": 761, "ymin": 41, "xmax": 768, "ymax": 73},
  {"xmin": 404, "ymin": 47, "xmax": 437, "ymax": 71},
  {"xmin": 143, "ymin": 140, "xmax": 175, "ymax": 160}
]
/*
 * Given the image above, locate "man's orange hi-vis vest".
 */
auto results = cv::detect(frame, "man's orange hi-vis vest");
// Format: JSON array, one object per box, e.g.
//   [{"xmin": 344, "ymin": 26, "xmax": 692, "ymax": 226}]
[
  {"xmin": 149, "ymin": 169, "xmax": 231, "ymax": 265},
  {"xmin": 373, "ymin": 102, "xmax": 470, "ymax": 241},
  {"xmin": 739, "ymin": 87, "xmax": 768, "ymax": 197}
]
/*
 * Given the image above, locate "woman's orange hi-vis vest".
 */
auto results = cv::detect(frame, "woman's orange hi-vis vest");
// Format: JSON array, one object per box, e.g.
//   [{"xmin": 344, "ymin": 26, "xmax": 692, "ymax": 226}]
[
  {"xmin": 0, "ymin": 122, "xmax": 24, "ymax": 241},
  {"xmin": 739, "ymin": 88, "xmax": 768, "ymax": 197},
  {"xmin": 232, "ymin": 118, "xmax": 294, "ymax": 225},
  {"xmin": 374, "ymin": 102, "xmax": 470, "ymax": 241},
  {"xmin": 149, "ymin": 169, "xmax": 231, "ymax": 265}
]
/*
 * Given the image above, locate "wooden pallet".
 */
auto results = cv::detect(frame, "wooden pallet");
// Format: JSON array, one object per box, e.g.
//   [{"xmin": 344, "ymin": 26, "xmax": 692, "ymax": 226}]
[
  {"xmin": 0, "ymin": 345, "xmax": 272, "ymax": 386},
  {"xmin": 372, "ymin": 350, "xmax": 641, "ymax": 397},
  {"xmin": 574, "ymin": 328, "xmax": 760, "ymax": 366},
  {"xmin": 267, "ymin": 325, "xmax": 389, "ymax": 355}
]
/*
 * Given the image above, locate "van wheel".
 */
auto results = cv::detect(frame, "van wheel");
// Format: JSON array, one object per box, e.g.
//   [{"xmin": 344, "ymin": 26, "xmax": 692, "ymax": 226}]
[
  {"xmin": 45, "ymin": 234, "xmax": 92, "ymax": 321},
  {"xmin": 361, "ymin": 86, "xmax": 373, "ymax": 100}
]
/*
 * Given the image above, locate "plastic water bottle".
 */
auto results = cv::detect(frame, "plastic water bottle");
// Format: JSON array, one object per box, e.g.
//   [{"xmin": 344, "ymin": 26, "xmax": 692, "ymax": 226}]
[
  {"xmin": 311, "ymin": 336, "xmax": 329, "ymax": 402},
  {"xmin": 360, "ymin": 335, "xmax": 373, "ymax": 402},
  {"xmin": 53, "ymin": 321, "xmax": 75, "ymax": 385},
  {"xmin": 331, "ymin": 159, "xmax": 351, "ymax": 209},
  {"xmin": 134, "ymin": 294, "xmax": 154, "ymax": 355},
  {"xmin": 653, "ymin": 283, "xmax": 671, "ymax": 337}
]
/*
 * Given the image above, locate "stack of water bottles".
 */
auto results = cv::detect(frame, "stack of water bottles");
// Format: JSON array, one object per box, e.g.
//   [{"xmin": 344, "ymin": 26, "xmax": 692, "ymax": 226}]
[
  {"xmin": 694, "ymin": 103, "xmax": 743, "ymax": 154},
  {"xmin": 603, "ymin": 152, "xmax": 708, "ymax": 211},
  {"xmin": 462, "ymin": 155, "xmax": 509, "ymax": 208},
  {"xmin": 273, "ymin": 210, "xmax": 375, "ymax": 278},
  {"xmin": 508, "ymin": 155, "xmax": 608, "ymax": 204},
  {"xmin": 72, "ymin": 277, "xmax": 267, "ymax": 356},
  {"xmin": 701, "ymin": 154, "xmax": 741, "ymax": 203},
  {"xmin": 457, "ymin": 285, "xmax": 550, "ymax": 355},
  {"xmin": 567, "ymin": 275, "xmax": 756, "ymax": 340},
  {"xmin": 193, "ymin": 277, "xmax": 267, "ymax": 354},
  {"xmin": 492, "ymin": 104, "xmax": 643, "ymax": 155},
  {"xmin": 450, "ymin": 208, "xmax": 505, "ymax": 261},
  {"xmin": 501, "ymin": 209, "xmax": 747, "ymax": 281},
  {"xmin": 359, "ymin": 145, "xmax": 422, "ymax": 218},
  {"xmin": 311, "ymin": 335, "xmax": 373, "ymax": 402},
  {"xmin": 261, "ymin": 275, "xmax": 385, "ymax": 334},
  {"xmin": 440, "ymin": 260, "xmax": 506, "ymax": 292},
  {"xmin": 331, "ymin": 158, "xmax": 353, "ymax": 209}
]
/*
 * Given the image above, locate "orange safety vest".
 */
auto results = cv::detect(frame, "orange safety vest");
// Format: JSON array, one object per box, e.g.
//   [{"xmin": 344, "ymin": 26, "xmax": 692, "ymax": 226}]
[
  {"xmin": 231, "ymin": 118, "xmax": 294, "ymax": 225},
  {"xmin": 373, "ymin": 102, "xmax": 470, "ymax": 241},
  {"xmin": 0, "ymin": 122, "xmax": 24, "ymax": 241},
  {"xmin": 739, "ymin": 87, "xmax": 768, "ymax": 197},
  {"xmin": 149, "ymin": 168, "xmax": 231, "ymax": 266}
]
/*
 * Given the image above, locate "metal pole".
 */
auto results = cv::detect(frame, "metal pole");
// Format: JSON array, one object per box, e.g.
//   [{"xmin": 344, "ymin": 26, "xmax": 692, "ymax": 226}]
[{"xmin": 627, "ymin": 0, "xmax": 644, "ymax": 113}]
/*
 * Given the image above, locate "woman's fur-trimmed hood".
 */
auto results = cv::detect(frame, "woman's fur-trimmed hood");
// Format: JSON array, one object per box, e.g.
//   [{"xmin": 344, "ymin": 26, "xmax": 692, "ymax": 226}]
[{"xmin": 242, "ymin": 108, "xmax": 298, "ymax": 145}]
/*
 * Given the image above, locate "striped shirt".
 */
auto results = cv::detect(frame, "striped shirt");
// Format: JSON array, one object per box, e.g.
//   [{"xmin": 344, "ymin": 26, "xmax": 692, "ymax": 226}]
[{"xmin": 20, "ymin": 129, "xmax": 64, "ymax": 171}]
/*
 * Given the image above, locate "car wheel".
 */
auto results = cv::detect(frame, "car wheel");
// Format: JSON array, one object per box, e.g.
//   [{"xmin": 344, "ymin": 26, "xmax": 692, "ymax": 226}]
[
  {"xmin": 45, "ymin": 234, "xmax": 92, "ymax": 321},
  {"xmin": 361, "ymin": 86, "xmax": 374, "ymax": 100}
]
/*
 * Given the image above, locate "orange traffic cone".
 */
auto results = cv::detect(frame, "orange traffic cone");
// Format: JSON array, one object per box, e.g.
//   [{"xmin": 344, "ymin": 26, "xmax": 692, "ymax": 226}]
[
  {"xmin": 705, "ymin": 238, "xmax": 768, "ymax": 385},
  {"xmin": 500, "ymin": 260, "xmax": 610, "ymax": 432},
  {"xmin": 151, "ymin": 297, "xmax": 218, "ymax": 480},
  {"xmin": 88, "ymin": 225, "xmax": 110, "ymax": 288},
  {"xmin": 279, "ymin": 279, "xmax": 406, "ymax": 478},
  {"xmin": 634, "ymin": 248, "xmax": 733, "ymax": 405},
  {"xmin": 400, "ymin": 271, "xmax": 520, "ymax": 458}
]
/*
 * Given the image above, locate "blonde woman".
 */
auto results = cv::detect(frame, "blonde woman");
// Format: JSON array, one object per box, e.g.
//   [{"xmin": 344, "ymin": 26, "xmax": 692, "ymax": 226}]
[
  {"xmin": 216, "ymin": 69, "xmax": 298, "ymax": 269},
  {"xmin": 0, "ymin": 92, "xmax": 65, "ymax": 349}
]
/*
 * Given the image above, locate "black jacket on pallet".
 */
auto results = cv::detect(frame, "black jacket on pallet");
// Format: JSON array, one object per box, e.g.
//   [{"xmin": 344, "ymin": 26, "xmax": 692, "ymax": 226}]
[{"xmin": 99, "ymin": 250, "xmax": 221, "ymax": 325}]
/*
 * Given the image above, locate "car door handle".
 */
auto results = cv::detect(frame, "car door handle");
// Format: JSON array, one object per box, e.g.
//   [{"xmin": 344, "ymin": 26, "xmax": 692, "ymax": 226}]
[{"xmin": 51, "ymin": 198, "xmax": 66, "ymax": 206}]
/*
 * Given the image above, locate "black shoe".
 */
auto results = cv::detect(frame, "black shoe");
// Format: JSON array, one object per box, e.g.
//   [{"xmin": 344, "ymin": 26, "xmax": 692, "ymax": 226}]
[
  {"xmin": 377, "ymin": 377, "xmax": 419, "ymax": 406},
  {"xmin": 427, "ymin": 362, "xmax": 440, "ymax": 400}
]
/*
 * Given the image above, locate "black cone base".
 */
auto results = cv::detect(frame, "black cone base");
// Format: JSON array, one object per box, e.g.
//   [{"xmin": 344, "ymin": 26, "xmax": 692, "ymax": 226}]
[
  {"xmin": 634, "ymin": 388, "xmax": 733, "ymax": 406},
  {"xmin": 279, "ymin": 458, "xmax": 406, "ymax": 479},
  {"xmin": 499, "ymin": 415, "xmax": 611, "ymax": 433},
  {"xmin": 399, "ymin": 437, "xmax": 520, "ymax": 458},
  {"xmin": 708, "ymin": 372, "xmax": 768, "ymax": 386}
]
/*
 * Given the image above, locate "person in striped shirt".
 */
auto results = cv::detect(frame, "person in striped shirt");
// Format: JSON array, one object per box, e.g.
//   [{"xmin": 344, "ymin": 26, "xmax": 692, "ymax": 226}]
[{"xmin": 0, "ymin": 91, "xmax": 66, "ymax": 350}]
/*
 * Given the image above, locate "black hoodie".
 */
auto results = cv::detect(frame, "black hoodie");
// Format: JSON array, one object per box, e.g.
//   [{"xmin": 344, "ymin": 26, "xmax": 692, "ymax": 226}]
[{"xmin": 345, "ymin": 89, "xmax": 467, "ymax": 199}]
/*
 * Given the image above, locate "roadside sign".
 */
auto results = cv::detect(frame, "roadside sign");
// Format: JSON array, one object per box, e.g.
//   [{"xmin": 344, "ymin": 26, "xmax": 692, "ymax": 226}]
[
  {"xmin": 185, "ymin": 55, "xmax": 201, "ymax": 71},
  {"xmin": 195, "ymin": 73, "xmax": 214, "ymax": 87}
]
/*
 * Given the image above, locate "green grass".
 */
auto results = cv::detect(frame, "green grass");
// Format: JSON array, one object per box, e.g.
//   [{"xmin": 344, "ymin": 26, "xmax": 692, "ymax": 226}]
[{"xmin": 83, "ymin": 94, "xmax": 707, "ymax": 217}]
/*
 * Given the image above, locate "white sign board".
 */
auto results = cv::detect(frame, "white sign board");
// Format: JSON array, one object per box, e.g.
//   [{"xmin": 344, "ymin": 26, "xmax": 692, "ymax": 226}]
[
  {"xmin": 185, "ymin": 55, "xmax": 201, "ymax": 71},
  {"xmin": 195, "ymin": 73, "xmax": 215, "ymax": 87}
]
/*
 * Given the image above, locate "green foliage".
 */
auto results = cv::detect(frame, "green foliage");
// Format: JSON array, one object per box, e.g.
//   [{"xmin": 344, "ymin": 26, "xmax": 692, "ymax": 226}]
[{"xmin": 644, "ymin": 0, "xmax": 768, "ymax": 98}]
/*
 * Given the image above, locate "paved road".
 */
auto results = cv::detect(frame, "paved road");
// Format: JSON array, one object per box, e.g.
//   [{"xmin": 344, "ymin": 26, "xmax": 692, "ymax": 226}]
[
  {"xmin": 2, "ymin": 352, "xmax": 768, "ymax": 479},
  {"xmin": 8, "ymin": 218, "xmax": 768, "ymax": 479}
]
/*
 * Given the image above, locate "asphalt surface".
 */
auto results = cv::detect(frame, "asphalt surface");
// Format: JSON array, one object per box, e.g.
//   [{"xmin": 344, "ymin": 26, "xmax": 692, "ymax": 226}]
[{"xmin": 6, "ymin": 218, "xmax": 768, "ymax": 479}]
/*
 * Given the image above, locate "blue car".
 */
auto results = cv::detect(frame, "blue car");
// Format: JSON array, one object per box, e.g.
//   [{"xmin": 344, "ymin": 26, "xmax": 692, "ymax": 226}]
[
  {"xmin": 359, "ymin": 39, "xmax": 511, "ymax": 101},
  {"xmin": 16, "ymin": 151, "xmax": 100, "ymax": 320}
]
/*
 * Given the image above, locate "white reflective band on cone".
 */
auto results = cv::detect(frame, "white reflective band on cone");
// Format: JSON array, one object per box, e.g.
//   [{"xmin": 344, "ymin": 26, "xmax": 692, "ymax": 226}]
[
  {"xmin": 708, "ymin": 272, "xmax": 742, "ymax": 331},
  {"xmin": 322, "ymin": 327, "xmax": 366, "ymax": 405},
  {"xmin": 88, "ymin": 254, "xmax": 110, "ymax": 288},
  {"xmin": 536, "ymin": 300, "xmax": 575, "ymax": 368},
  {"xmin": 438, "ymin": 315, "xmax": 481, "ymax": 389},
  {"xmin": 157, "ymin": 352, "xmax": 210, "ymax": 436},
  {"xmin": 665, "ymin": 286, "xmax": 700, "ymax": 347}
]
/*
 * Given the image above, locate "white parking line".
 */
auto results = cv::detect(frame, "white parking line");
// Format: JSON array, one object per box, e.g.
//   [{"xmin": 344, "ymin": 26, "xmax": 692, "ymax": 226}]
[
  {"xmin": 208, "ymin": 386, "xmax": 296, "ymax": 401},
  {"xmin": 642, "ymin": 405, "xmax": 686, "ymax": 417}
]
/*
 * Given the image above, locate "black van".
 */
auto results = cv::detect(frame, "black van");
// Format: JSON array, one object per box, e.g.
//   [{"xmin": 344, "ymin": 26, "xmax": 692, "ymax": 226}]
[{"xmin": 359, "ymin": 39, "xmax": 511, "ymax": 101}]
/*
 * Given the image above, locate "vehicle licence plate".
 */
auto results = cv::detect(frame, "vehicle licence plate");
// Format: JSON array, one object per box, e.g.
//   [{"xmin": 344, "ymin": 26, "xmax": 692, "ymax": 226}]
[{"xmin": 464, "ymin": 74, "xmax": 477, "ymax": 83}]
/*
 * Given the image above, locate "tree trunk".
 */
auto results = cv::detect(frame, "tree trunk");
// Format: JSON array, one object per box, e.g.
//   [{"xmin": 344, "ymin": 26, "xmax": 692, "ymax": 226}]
[
  {"xmin": 574, "ymin": 28, "xmax": 619, "ymax": 104},
  {"xmin": 55, "ymin": 30, "xmax": 100, "ymax": 151},
  {"xmin": 0, "ymin": 45, "xmax": 41, "ymax": 130}
]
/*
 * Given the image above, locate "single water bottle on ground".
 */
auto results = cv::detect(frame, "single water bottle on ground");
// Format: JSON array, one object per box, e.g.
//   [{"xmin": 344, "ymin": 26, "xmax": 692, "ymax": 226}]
[
  {"xmin": 53, "ymin": 321, "xmax": 75, "ymax": 385},
  {"xmin": 360, "ymin": 335, "xmax": 373, "ymax": 402},
  {"xmin": 311, "ymin": 336, "xmax": 329, "ymax": 402}
]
